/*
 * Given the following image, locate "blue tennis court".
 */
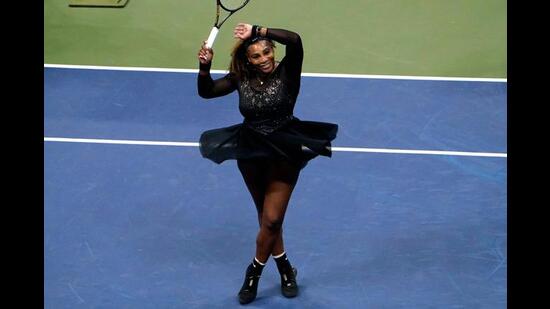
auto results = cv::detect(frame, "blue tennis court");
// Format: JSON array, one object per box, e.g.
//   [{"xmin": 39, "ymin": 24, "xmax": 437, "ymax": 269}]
[{"xmin": 44, "ymin": 66, "xmax": 506, "ymax": 308}]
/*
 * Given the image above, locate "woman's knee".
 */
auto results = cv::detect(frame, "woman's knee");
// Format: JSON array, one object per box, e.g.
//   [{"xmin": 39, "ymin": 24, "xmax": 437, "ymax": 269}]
[{"xmin": 261, "ymin": 215, "xmax": 284, "ymax": 233}]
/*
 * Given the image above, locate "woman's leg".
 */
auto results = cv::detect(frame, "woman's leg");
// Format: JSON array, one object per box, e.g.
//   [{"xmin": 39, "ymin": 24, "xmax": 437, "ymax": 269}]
[
  {"xmin": 237, "ymin": 159, "xmax": 285, "ymax": 256},
  {"xmin": 254, "ymin": 159, "xmax": 301, "ymax": 298},
  {"xmin": 254, "ymin": 160, "xmax": 300, "ymax": 263}
]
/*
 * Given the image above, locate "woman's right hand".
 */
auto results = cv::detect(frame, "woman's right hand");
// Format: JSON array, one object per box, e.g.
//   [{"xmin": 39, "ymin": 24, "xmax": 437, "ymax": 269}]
[
  {"xmin": 234, "ymin": 23, "xmax": 252, "ymax": 40},
  {"xmin": 198, "ymin": 41, "xmax": 214, "ymax": 65}
]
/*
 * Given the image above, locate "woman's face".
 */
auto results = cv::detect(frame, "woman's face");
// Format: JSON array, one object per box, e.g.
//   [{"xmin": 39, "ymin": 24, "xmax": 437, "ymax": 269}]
[{"xmin": 246, "ymin": 41, "xmax": 275, "ymax": 74}]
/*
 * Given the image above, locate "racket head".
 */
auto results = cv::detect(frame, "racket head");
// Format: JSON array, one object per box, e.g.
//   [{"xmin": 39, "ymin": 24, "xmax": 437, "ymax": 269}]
[{"xmin": 218, "ymin": 0, "xmax": 250, "ymax": 12}]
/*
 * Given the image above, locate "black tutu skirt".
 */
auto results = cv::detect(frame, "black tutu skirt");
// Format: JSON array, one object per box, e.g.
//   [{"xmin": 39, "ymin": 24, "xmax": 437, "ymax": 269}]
[{"xmin": 199, "ymin": 117, "xmax": 338, "ymax": 169}]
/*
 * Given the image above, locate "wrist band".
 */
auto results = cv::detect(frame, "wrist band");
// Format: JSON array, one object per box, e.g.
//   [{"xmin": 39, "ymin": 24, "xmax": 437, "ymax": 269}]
[{"xmin": 251, "ymin": 25, "xmax": 258, "ymax": 38}]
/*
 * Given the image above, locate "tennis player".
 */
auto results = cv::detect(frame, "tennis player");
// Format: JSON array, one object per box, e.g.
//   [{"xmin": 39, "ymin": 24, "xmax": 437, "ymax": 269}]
[{"xmin": 197, "ymin": 23, "xmax": 337, "ymax": 304}]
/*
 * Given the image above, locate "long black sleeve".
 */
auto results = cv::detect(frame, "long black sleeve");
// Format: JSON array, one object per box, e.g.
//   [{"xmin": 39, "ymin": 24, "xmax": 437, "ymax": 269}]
[
  {"xmin": 197, "ymin": 62, "xmax": 237, "ymax": 99},
  {"xmin": 265, "ymin": 28, "xmax": 303, "ymax": 77},
  {"xmin": 264, "ymin": 28, "xmax": 303, "ymax": 97}
]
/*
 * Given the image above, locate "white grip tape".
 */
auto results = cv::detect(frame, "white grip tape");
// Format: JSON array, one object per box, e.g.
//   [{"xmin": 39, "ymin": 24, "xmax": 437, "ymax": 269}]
[{"xmin": 206, "ymin": 27, "xmax": 219, "ymax": 48}]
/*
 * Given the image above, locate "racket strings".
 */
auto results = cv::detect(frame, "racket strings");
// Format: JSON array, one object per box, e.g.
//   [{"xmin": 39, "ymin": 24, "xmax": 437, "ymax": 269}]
[{"xmin": 219, "ymin": 0, "xmax": 249, "ymax": 11}]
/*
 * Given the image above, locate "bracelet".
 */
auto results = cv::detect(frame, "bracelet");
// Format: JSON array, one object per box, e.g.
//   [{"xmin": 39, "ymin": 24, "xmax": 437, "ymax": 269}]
[{"xmin": 252, "ymin": 25, "xmax": 265, "ymax": 38}]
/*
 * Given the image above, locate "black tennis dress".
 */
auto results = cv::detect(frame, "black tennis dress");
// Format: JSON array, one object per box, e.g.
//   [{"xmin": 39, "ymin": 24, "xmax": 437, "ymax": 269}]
[{"xmin": 197, "ymin": 28, "xmax": 338, "ymax": 168}]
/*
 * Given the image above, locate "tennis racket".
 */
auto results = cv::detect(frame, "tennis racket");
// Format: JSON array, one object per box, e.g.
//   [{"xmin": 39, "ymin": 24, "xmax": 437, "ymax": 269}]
[{"xmin": 205, "ymin": 0, "xmax": 251, "ymax": 48}]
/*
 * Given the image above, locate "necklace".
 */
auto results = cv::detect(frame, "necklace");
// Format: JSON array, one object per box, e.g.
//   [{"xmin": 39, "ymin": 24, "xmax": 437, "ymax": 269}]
[{"xmin": 255, "ymin": 62, "xmax": 278, "ymax": 86}]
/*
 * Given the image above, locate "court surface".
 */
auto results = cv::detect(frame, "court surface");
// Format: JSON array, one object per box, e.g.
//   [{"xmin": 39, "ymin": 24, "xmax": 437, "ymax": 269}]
[{"xmin": 44, "ymin": 65, "xmax": 506, "ymax": 308}]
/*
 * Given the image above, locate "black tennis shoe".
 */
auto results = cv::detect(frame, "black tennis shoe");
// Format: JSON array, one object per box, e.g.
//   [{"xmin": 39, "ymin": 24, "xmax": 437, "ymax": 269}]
[
  {"xmin": 280, "ymin": 267, "xmax": 298, "ymax": 298},
  {"xmin": 238, "ymin": 264, "xmax": 261, "ymax": 304}
]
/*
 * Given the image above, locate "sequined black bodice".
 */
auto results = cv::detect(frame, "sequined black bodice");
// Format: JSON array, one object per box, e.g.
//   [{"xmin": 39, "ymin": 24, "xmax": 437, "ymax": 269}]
[
  {"xmin": 198, "ymin": 28, "xmax": 303, "ymax": 135},
  {"xmin": 238, "ymin": 64, "xmax": 297, "ymax": 134}
]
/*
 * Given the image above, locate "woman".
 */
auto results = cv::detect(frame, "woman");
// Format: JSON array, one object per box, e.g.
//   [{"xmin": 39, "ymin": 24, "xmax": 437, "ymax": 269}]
[{"xmin": 197, "ymin": 23, "xmax": 337, "ymax": 304}]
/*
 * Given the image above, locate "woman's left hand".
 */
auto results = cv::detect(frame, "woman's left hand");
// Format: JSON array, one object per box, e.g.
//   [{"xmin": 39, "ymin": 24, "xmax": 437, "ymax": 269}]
[{"xmin": 233, "ymin": 23, "xmax": 252, "ymax": 40}]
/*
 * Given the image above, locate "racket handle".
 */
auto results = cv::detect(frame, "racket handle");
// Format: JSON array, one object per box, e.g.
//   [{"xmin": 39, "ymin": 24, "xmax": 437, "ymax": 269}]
[{"xmin": 205, "ymin": 27, "xmax": 219, "ymax": 48}]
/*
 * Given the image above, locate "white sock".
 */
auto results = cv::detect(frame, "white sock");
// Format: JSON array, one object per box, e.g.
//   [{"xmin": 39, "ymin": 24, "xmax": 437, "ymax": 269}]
[{"xmin": 254, "ymin": 257, "xmax": 266, "ymax": 266}]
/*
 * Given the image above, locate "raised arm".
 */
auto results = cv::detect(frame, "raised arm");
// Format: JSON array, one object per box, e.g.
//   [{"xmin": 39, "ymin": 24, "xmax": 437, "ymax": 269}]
[
  {"xmin": 262, "ymin": 27, "xmax": 303, "ymax": 69},
  {"xmin": 197, "ymin": 41, "xmax": 237, "ymax": 99},
  {"xmin": 234, "ymin": 24, "xmax": 303, "ymax": 77}
]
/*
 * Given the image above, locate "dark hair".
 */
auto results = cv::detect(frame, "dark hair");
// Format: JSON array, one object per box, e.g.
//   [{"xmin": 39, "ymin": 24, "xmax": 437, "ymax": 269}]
[{"xmin": 229, "ymin": 37, "xmax": 276, "ymax": 81}]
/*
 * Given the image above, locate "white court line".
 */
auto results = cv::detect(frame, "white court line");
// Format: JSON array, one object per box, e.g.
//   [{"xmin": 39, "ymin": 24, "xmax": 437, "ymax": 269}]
[
  {"xmin": 44, "ymin": 137, "xmax": 507, "ymax": 158},
  {"xmin": 44, "ymin": 137, "xmax": 199, "ymax": 147},
  {"xmin": 44, "ymin": 64, "xmax": 507, "ymax": 83}
]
